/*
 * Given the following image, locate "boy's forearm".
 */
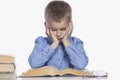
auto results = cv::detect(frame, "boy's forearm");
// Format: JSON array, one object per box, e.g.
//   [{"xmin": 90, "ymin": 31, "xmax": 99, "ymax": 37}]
[
  {"xmin": 51, "ymin": 42, "xmax": 59, "ymax": 49},
  {"xmin": 65, "ymin": 44, "xmax": 88, "ymax": 70},
  {"xmin": 29, "ymin": 45, "xmax": 55, "ymax": 68}
]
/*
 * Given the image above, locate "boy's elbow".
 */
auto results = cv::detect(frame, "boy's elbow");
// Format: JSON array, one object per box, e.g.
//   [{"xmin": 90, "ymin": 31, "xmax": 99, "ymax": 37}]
[
  {"xmin": 80, "ymin": 60, "xmax": 88, "ymax": 70},
  {"xmin": 28, "ymin": 57, "xmax": 45, "ymax": 68},
  {"xmin": 28, "ymin": 57, "xmax": 39, "ymax": 68},
  {"xmin": 81, "ymin": 58, "xmax": 88, "ymax": 69},
  {"xmin": 29, "ymin": 60, "xmax": 41, "ymax": 68},
  {"xmin": 75, "ymin": 58, "xmax": 88, "ymax": 70}
]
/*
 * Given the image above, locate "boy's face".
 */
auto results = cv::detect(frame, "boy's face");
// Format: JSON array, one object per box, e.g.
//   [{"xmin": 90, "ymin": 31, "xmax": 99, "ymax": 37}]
[{"xmin": 45, "ymin": 20, "xmax": 69, "ymax": 41}]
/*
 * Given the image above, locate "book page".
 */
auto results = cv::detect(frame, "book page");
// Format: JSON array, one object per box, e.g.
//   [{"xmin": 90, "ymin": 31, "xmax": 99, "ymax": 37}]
[
  {"xmin": 58, "ymin": 68, "xmax": 93, "ymax": 77},
  {"xmin": 0, "ymin": 64, "xmax": 15, "ymax": 72}
]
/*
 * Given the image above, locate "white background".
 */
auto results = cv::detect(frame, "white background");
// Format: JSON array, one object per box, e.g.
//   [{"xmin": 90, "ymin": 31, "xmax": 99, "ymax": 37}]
[{"xmin": 0, "ymin": 0, "xmax": 120, "ymax": 80}]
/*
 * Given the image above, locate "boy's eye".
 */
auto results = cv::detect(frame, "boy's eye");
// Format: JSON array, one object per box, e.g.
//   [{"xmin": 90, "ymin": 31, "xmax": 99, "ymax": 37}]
[
  {"xmin": 52, "ymin": 29, "xmax": 57, "ymax": 31},
  {"xmin": 60, "ymin": 28, "xmax": 66, "ymax": 31}
]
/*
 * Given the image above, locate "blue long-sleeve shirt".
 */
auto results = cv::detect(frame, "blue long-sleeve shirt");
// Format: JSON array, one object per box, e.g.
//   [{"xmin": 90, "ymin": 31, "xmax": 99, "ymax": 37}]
[{"xmin": 28, "ymin": 36, "xmax": 88, "ymax": 70}]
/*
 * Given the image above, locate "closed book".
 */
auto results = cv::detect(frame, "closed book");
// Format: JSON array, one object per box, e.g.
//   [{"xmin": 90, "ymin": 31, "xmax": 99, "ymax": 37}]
[
  {"xmin": 0, "ymin": 55, "xmax": 14, "ymax": 63},
  {"xmin": 0, "ymin": 73, "xmax": 16, "ymax": 80},
  {"xmin": 0, "ymin": 63, "xmax": 15, "ymax": 73}
]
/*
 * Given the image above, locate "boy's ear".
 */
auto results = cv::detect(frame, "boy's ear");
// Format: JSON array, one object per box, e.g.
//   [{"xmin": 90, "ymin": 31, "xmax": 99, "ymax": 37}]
[
  {"xmin": 44, "ymin": 21, "xmax": 48, "ymax": 32},
  {"xmin": 44, "ymin": 21, "xmax": 47, "ymax": 27},
  {"xmin": 69, "ymin": 19, "xmax": 73, "ymax": 23}
]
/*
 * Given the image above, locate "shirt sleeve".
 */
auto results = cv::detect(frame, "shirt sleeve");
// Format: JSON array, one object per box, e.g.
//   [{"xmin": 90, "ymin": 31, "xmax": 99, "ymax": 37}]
[
  {"xmin": 65, "ymin": 37, "xmax": 88, "ymax": 70},
  {"xmin": 28, "ymin": 36, "xmax": 55, "ymax": 68}
]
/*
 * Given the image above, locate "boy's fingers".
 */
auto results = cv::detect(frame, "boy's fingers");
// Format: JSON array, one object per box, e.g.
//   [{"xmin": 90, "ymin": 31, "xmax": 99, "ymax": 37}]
[
  {"xmin": 50, "ymin": 29, "xmax": 57, "ymax": 40},
  {"xmin": 66, "ymin": 26, "xmax": 69, "ymax": 33},
  {"xmin": 70, "ymin": 21, "xmax": 74, "ymax": 29},
  {"xmin": 68, "ymin": 22, "xmax": 73, "ymax": 35},
  {"xmin": 46, "ymin": 27, "xmax": 50, "ymax": 37},
  {"xmin": 50, "ymin": 29, "xmax": 54, "ymax": 37},
  {"xmin": 49, "ymin": 29, "xmax": 52, "ymax": 35},
  {"xmin": 70, "ymin": 22, "xmax": 74, "ymax": 33}
]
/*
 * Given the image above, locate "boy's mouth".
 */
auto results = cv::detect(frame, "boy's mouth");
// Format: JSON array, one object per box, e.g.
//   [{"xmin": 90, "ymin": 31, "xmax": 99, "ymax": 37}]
[{"xmin": 58, "ymin": 38, "xmax": 63, "ymax": 41}]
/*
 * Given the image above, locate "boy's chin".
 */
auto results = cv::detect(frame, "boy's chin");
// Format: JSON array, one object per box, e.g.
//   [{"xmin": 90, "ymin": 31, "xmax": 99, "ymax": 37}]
[{"xmin": 58, "ymin": 38, "xmax": 63, "ymax": 42}]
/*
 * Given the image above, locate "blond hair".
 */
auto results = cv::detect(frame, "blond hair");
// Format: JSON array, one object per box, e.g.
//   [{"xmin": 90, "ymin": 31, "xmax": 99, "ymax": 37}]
[{"xmin": 44, "ymin": 0, "xmax": 72, "ymax": 22}]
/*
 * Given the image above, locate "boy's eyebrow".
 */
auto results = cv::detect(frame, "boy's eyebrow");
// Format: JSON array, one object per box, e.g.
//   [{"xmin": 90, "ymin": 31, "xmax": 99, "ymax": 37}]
[
  {"xmin": 50, "ymin": 27, "xmax": 67, "ymax": 29},
  {"xmin": 60, "ymin": 27, "xmax": 67, "ymax": 29},
  {"xmin": 51, "ymin": 27, "xmax": 67, "ymax": 29}
]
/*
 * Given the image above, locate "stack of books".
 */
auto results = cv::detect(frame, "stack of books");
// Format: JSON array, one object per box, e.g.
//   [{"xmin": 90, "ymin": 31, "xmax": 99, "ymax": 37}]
[{"xmin": 0, "ymin": 55, "xmax": 16, "ymax": 79}]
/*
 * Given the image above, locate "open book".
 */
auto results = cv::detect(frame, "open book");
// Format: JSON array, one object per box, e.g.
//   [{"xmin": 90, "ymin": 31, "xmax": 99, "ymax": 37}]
[{"xmin": 21, "ymin": 66, "xmax": 93, "ymax": 77}]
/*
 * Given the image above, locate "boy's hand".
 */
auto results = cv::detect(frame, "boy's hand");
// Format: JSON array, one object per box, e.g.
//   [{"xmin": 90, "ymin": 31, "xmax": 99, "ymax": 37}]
[
  {"xmin": 46, "ymin": 26, "xmax": 50, "ymax": 38},
  {"xmin": 46, "ymin": 26, "xmax": 58, "ymax": 43},
  {"xmin": 50, "ymin": 29, "xmax": 59, "ymax": 49},
  {"xmin": 62, "ymin": 21, "xmax": 74, "ymax": 47},
  {"xmin": 49, "ymin": 29, "xmax": 59, "ymax": 44},
  {"xmin": 46, "ymin": 26, "xmax": 59, "ymax": 49}
]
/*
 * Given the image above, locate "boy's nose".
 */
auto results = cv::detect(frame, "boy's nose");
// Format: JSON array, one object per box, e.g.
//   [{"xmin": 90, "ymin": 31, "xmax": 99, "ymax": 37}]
[{"xmin": 57, "ymin": 30, "xmax": 61, "ymax": 37}]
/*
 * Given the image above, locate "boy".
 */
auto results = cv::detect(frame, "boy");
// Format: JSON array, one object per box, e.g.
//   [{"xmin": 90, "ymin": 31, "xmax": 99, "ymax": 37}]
[{"xmin": 28, "ymin": 0, "xmax": 88, "ymax": 70}]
